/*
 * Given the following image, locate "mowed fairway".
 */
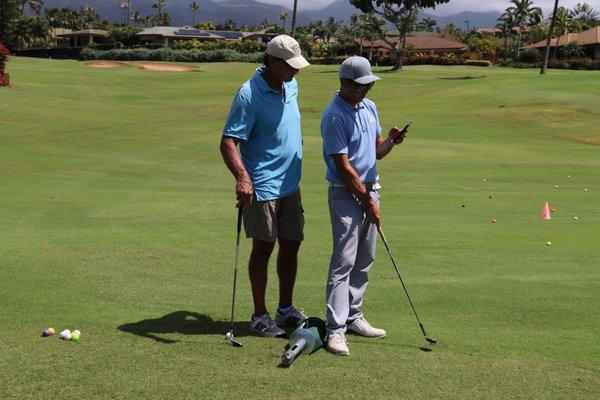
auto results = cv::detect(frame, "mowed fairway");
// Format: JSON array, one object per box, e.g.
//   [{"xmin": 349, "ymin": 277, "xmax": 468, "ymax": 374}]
[{"xmin": 1, "ymin": 57, "xmax": 599, "ymax": 399}]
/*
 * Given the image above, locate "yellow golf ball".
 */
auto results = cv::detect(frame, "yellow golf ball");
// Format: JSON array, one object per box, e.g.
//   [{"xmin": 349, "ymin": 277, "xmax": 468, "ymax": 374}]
[{"xmin": 71, "ymin": 334, "xmax": 80, "ymax": 342}]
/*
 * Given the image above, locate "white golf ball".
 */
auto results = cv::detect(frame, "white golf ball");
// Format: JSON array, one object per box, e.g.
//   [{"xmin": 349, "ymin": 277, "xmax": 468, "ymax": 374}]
[
  {"xmin": 554, "ymin": 185, "xmax": 559, "ymax": 188},
  {"xmin": 482, "ymin": 179, "xmax": 487, "ymax": 182},
  {"xmin": 573, "ymin": 216, "xmax": 578, "ymax": 220},
  {"xmin": 584, "ymin": 188, "xmax": 588, "ymax": 192},
  {"xmin": 546, "ymin": 241, "xmax": 552, "ymax": 246},
  {"xmin": 568, "ymin": 175, "xmax": 571, "ymax": 178},
  {"xmin": 59, "ymin": 329, "xmax": 71, "ymax": 340}
]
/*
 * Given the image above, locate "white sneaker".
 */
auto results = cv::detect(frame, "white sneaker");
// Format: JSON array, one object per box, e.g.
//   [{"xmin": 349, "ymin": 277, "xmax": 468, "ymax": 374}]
[
  {"xmin": 347, "ymin": 317, "xmax": 386, "ymax": 338},
  {"xmin": 326, "ymin": 332, "xmax": 349, "ymax": 356}
]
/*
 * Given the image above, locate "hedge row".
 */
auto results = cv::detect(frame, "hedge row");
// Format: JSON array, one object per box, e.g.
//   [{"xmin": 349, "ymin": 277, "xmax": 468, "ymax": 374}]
[
  {"xmin": 80, "ymin": 48, "xmax": 264, "ymax": 63},
  {"xmin": 498, "ymin": 58, "xmax": 600, "ymax": 70}
]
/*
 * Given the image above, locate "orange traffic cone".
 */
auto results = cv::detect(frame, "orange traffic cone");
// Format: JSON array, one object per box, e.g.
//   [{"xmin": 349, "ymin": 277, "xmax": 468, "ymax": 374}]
[{"xmin": 540, "ymin": 202, "xmax": 551, "ymax": 220}]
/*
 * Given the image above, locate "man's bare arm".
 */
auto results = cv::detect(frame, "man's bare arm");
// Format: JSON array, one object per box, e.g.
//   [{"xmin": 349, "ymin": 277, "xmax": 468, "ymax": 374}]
[{"xmin": 220, "ymin": 136, "xmax": 254, "ymax": 206}]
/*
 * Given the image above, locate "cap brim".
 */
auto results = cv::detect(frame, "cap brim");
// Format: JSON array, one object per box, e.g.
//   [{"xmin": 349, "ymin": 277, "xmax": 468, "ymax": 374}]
[
  {"xmin": 284, "ymin": 55, "xmax": 310, "ymax": 69},
  {"xmin": 354, "ymin": 75, "xmax": 381, "ymax": 84}
]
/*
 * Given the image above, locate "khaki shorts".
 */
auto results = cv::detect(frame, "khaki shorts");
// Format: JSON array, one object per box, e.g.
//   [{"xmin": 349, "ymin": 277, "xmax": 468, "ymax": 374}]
[{"xmin": 243, "ymin": 190, "xmax": 304, "ymax": 242}]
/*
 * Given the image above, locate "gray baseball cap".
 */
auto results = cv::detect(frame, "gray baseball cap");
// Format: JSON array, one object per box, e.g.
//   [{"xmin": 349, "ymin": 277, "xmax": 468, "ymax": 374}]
[{"xmin": 339, "ymin": 56, "xmax": 381, "ymax": 84}]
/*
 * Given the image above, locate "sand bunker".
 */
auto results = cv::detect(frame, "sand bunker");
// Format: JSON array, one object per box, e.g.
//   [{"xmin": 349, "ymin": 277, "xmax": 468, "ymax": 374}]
[
  {"xmin": 86, "ymin": 61, "xmax": 128, "ymax": 68},
  {"xmin": 138, "ymin": 63, "xmax": 197, "ymax": 72}
]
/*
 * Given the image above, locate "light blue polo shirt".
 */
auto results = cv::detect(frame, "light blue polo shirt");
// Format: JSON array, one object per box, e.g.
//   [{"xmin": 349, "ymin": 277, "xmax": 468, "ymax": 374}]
[
  {"xmin": 223, "ymin": 68, "xmax": 302, "ymax": 201},
  {"xmin": 321, "ymin": 93, "xmax": 382, "ymax": 184}
]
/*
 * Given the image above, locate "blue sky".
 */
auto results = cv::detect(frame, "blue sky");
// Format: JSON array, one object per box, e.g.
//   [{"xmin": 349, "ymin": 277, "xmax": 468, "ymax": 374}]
[{"xmin": 256, "ymin": 0, "xmax": 596, "ymax": 15}]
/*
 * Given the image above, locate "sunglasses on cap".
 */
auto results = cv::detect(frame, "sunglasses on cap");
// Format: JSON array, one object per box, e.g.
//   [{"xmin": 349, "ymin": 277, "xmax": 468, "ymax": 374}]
[{"xmin": 349, "ymin": 80, "xmax": 375, "ymax": 93}]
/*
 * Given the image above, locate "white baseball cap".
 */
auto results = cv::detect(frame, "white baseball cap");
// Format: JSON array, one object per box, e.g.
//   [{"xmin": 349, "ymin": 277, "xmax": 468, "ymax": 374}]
[
  {"xmin": 339, "ymin": 56, "xmax": 381, "ymax": 84},
  {"xmin": 266, "ymin": 35, "xmax": 310, "ymax": 69}
]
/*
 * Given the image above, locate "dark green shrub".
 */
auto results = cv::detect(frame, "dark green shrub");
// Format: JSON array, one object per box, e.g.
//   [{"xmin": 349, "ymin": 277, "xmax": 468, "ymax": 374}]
[
  {"xmin": 518, "ymin": 48, "xmax": 541, "ymax": 63},
  {"xmin": 465, "ymin": 60, "xmax": 491, "ymax": 67},
  {"xmin": 559, "ymin": 42, "xmax": 584, "ymax": 58},
  {"xmin": 79, "ymin": 47, "xmax": 263, "ymax": 63}
]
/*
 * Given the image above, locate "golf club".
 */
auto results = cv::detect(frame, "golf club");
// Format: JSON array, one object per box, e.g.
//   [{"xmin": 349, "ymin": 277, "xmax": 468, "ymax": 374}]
[
  {"xmin": 377, "ymin": 226, "xmax": 437, "ymax": 350},
  {"xmin": 225, "ymin": 206, "xmax": 243, "ymax": 348}
]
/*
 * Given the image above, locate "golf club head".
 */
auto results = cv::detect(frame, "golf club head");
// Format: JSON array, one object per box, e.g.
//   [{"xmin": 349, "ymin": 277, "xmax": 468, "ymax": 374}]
[
  {"xmin": 425, "ymin": 337, "xmax": 438, "ymax": 345},
  {"xmin": 225, "ymin": 331, "xmax": 243, "ymax": 348},
  {"xmin": 419, "ymin": 346, "xmax": 433, "ymax": 352}
]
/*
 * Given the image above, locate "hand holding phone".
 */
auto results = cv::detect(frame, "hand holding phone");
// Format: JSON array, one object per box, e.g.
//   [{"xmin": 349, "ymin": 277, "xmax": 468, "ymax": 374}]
[{"xmin": 391, "ymin": 122, "xmax": 411, "ymax": 144}]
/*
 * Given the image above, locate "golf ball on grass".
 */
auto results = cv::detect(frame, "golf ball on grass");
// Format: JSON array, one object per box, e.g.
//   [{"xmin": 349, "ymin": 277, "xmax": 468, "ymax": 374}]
[
  {"xmin": 59, "ymin": 329, "xmax": 71, "ymax": 341},
  {"xmin": 491, "ymin": 218, "xmax": 497, "ymax": 223},
  {"xmin": 546, "ymin": 241, "xmax": 552, "ymax": 246},
  {"xmin": 71, "ymin": 334, "xmax": 80, "ymax": 342},
  {"xmin": 574, "ymin": 216, "xmax": 579, "ymax": 220}
]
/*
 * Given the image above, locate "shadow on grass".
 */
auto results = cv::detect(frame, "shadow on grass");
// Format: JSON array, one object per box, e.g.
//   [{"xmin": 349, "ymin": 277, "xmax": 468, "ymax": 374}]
[
  {"xmin": 438, "ymin": 75, "xmax": 487, "ymax": 80},
  {"xmin": 117, "ymin": 311, "xmax": 253, "ymax": 343}
]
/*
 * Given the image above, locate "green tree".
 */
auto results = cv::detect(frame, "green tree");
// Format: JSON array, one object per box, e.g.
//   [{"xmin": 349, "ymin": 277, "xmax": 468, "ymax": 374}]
[
  {"xmin": 552, "ymin": 7, "xmax": 573, "ymax": 60},
  {"xmin": 0, "ymin": 0, "xmax": 21, "ymax": 48},
  {"xmin": 196, "ymin": 20, "xmax": 215, "ymax": 30},
  {"xmin": 19, "ymin": 0, "xmax": 43, "ymax": 16},
  {"xmin": 569, "ymin": 3, "xmax": 599, "ymax": 30},
  {"xmin": 8, "ymin": 15, "xmax": 49, "ymax": 49},
  {"xmin": 131, "ymin": 11, "xmax": 146, "ymax": 27},
  {"xmin": 151, "ymin": 0, "xmax": 166, "ymax": 25},
  {"xmin": 497, "ymin": 11, "xmax": 517, "ymax": 53},
  {"xmin": 505, "ymin": 0, "xmax": 543, "ymax": 58},
  {"xmin": 189, "ymin": 2, "xmax": 199, "ymax": 26},
  {"xmin": 80, "ymin": 5, "xmax": 100, "ymax": 28},
  {"xmin": 279, "ymin": 10, "xmax": 290, "ymax": 31},
  {"xmin": 349, "ymin": 0, "xmax": 450, "ymax": 71},
  {"xmin": 44, "ymin": 7, "xmax": 85, "ymax": 30},
  {"xmin": 362, "ymin": 13, "xmax": 387, "ymax": 60},
  {"xmin": 120, "ymin": 2, "xmax": 130, "ymax": 26},
  {"xmin": 417, "ymin": 16, "xmax": 437, "ymax": 31}
]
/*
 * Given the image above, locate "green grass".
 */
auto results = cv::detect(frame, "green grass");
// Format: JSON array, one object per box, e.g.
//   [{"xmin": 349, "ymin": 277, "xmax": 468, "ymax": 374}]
[{"xmin": 1, "ymin": 57, "xmax": 599, "ymax": 399}]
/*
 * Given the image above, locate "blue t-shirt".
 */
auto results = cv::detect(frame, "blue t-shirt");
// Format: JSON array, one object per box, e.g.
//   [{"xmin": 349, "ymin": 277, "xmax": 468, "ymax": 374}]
[
  {"xmin": 321, "ymin": 93, "xmax": 382, "ymax": 184},
  {"xmin": 223, "ymin": 68, "xmax": 303, "ymax": 201}
]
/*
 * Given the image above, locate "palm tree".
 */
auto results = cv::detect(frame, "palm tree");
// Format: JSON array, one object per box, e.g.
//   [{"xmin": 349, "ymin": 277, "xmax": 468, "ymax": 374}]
[
  {"xmin": 80, "ymin": 5, "xmax": 99, "ymax": 28},
  {"xmin": 189, "ymin": 2, "xmax": 199, "ymax": 26},
  {"xmin": 197, "ymin": 21, "xmax": 215, "ymax": 30},
  {"xmin": 541, "ymin": 0, "xmax": 559, "ymax": 74},
  {"xmin": 152, "ymin": 0, "xmax": 166, "ymax": 20},
  {"xmin": 20, "ymin": 0, "xmax": 44, "ymax": 16},
  {"xmin": 323, "ymin": 17, "xmax": 339, "ymax": 43},
  {"xmin": 497, "ymin": 11, "xmax": 517, "ymax": 53},
  {"xmin": 120, "ymin": 2, "xmax": 130, "ymax": 26},
  {"xmin": 417, "ymin": 16, "xmax": 437, "ymax": 32},
  {"xmin": 279, "ymin": 10, "xmax": 291, "ymax": 31},
  {"xmin": 131, "ymin": 11, "xmax": 146, "ymax": 27},
  {"xmin": 569, "ymin": 2, "xmax": 599, "ymax": 21},
  {"xmin": 506, "ymin": 0, "xmax": 543, "ymax": 58},
  {"xmin": 552, "ymin": 7, "xmax": 573, "ymax": 60}
]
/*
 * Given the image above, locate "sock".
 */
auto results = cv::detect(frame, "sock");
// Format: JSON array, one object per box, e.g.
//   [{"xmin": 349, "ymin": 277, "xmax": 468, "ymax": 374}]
[{"xmin": 277, "ymin": 305, "xmax": 292, "ymax": 314}]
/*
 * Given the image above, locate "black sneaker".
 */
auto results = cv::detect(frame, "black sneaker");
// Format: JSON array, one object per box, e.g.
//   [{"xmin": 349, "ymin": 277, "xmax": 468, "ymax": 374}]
[
  {"xmin": 275, "ymin": 306, "xmax": 308, "ymax": 327},
  {"xmin": 249, "ymin": 314, "xmax": 286, "ymax": 337}
]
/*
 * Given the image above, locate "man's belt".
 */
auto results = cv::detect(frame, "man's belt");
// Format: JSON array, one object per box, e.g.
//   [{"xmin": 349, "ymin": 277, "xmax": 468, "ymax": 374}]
[{"xmin": 329, "ymin": 181, "xmax": 381, "ymax": 191}]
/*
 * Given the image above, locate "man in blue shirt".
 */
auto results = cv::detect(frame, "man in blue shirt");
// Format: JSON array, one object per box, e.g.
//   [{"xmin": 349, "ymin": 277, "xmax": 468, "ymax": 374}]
[
  {"xmin": 220, "ymin": 35, "xmax": 310, "ymax": 337},
  {"xmin": 321, "ymin": 56, "xmax": 408, "ymax": 355}
]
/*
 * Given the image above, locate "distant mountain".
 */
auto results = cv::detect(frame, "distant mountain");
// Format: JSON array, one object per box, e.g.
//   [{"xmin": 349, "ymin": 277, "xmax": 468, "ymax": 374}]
[{"xmin": 40, "ymin": 0, "xmax": 501, "ymax": 29}]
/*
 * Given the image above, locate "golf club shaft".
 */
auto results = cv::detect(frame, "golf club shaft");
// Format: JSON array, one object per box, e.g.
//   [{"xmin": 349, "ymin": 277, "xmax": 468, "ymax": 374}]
[
  {"xmin": 228, "ymin": 207, "xmax": 243, "ymax": 331},
  {"xmin": 377, "ymin": 226, "xmax": 431, "ymax": 340}
]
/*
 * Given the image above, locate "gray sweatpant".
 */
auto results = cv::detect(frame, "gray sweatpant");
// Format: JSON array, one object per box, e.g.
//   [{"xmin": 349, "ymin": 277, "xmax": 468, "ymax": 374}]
[{"xmin": 326, "ymin": 186, "xmax": 379, "ymax": 333}]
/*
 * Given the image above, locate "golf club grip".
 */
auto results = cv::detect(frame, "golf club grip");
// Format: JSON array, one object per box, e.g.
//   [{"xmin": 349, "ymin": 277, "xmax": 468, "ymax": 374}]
[{"xmin": 237, "ymin": 206, "xmax": 243, "ymax": 234}]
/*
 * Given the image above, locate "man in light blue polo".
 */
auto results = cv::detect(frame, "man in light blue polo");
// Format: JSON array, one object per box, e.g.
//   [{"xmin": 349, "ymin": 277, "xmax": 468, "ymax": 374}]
[
  {"xmin": 220, "ymin": 35, "xmax": 310, "ymax": 337},
  {"xmin": 321, "ymin": 56, "xmax": 409, "ymax": 355}
]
